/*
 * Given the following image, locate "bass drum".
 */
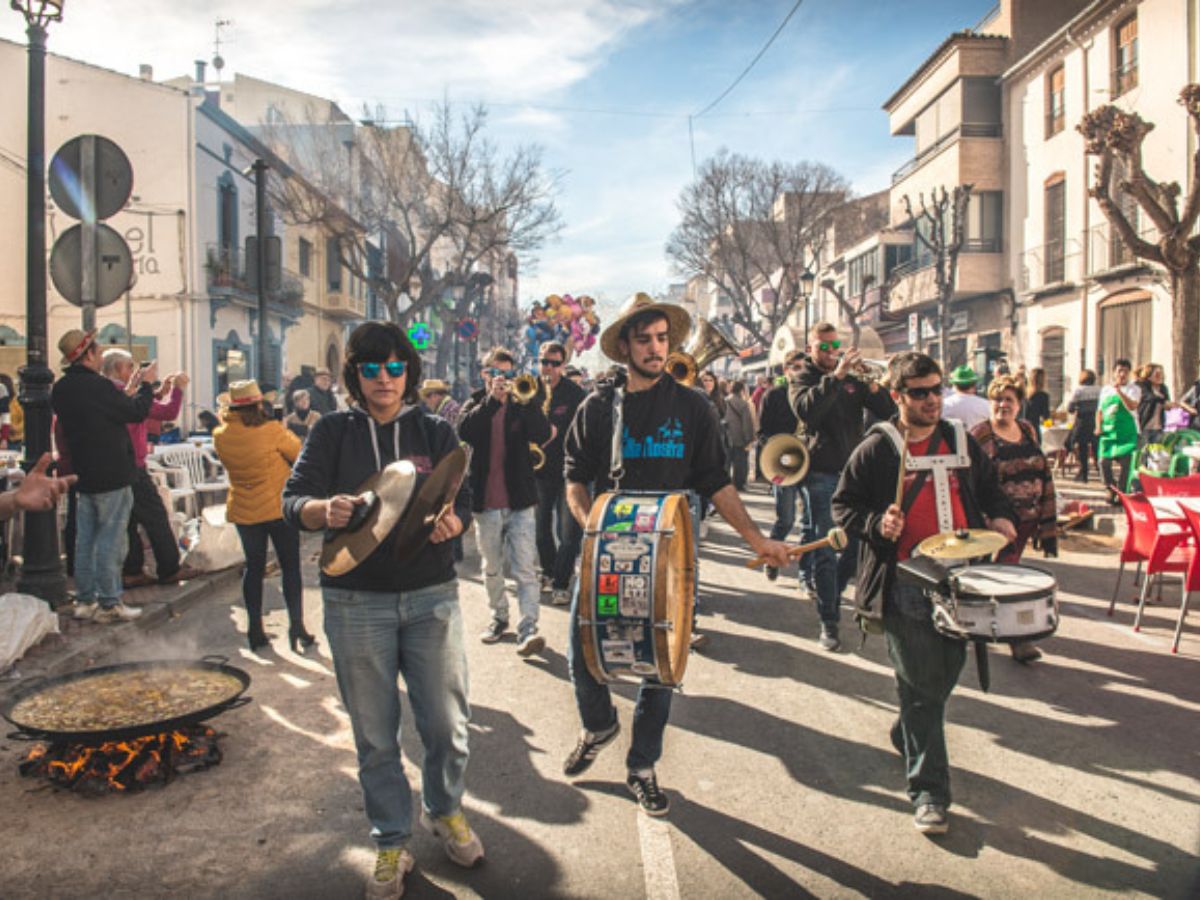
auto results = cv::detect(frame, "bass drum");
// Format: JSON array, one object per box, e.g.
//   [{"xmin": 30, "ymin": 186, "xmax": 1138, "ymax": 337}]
[
  {"xmin": 577, "ymin": 491, "xmax": 696, "ymax": 686},
  {"xmin": 930, "ymin": 563, "xmax": 1059, "ymax": 643}
]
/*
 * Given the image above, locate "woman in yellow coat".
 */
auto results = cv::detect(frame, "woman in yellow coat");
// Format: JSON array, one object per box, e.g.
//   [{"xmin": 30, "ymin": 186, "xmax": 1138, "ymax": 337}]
[{"xmin": 213, "ymin": 380, "xmax": 312, "ymax": 652}]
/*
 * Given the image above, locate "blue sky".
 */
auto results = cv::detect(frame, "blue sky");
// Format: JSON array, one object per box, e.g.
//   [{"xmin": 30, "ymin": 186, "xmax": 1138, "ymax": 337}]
[{"xmin": 2, "ymin": 0, "xmax": 996, "ymax": 323}]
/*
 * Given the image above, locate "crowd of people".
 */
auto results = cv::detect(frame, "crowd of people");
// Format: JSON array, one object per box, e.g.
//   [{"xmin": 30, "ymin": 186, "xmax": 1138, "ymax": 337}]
[{"xmin": 24, "ymin": 306, "xmax": 1197, "ymax": 899}]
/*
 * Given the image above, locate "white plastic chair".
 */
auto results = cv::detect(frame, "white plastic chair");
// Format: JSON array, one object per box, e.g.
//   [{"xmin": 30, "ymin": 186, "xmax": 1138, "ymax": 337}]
[
  {"xmin": 146, "ymin": 458, "xmax": 197, "ymax": 518},
  {"xmin": 154, "ymin": 446, "xmax": 228, "ymax": 512}
]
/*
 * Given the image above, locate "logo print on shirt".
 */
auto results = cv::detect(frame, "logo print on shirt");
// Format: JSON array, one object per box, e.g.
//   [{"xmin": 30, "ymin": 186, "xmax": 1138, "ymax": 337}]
[{"xmin": 621, "ymin": 417, "xmax": 685, "ymax": 460}]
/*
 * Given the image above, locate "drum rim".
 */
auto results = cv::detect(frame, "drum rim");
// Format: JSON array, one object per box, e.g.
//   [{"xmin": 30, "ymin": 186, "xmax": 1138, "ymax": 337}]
[{"xmin": 949, "ymin": 563, "xmax": 1056, "ymax": 602}]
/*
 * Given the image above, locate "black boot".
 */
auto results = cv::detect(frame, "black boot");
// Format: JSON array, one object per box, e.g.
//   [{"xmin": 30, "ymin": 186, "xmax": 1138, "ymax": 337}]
[
  {"xmin": 289, "ymin": 626, "xmax": 317, "ymax": 654},
  {"xmin": 248, "ymin": 621, "xmax": 270, "ymax": 652}
]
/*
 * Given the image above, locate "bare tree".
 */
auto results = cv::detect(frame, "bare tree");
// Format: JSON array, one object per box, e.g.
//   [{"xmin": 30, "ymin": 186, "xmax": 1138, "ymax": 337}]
[
  {"xmin": 666, "ymin": 150, "xmax": 851, "ymax": 346},
  {"xmin": 821, "ymin": 272, "xmax": 894, "ymax": 347},
  {"xmin": 1079, "ymin": 86, "xmax": 1200, "ymax": 390},
  {"xmin": 265, "ymin": 103, "xmax": 562, "ymax": 353},
  {"xmin": 900, "ymin": 185, "xmax": 972, "ymax": 366}
]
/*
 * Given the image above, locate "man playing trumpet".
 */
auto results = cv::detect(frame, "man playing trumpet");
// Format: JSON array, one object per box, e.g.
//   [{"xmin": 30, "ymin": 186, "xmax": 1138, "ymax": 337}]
[{"xmin": 792, "ymin": 322, "xmax": 896, "ymax": 651}]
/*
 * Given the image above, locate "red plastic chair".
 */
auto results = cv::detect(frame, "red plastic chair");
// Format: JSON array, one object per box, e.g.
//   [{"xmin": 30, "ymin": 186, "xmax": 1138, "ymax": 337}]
[
  {"xmin": 1109, "ymin": 492, "xmax": 1152, "ymax": 615},
  {"xmin": 1119, "ymin": 493, "xmax": 1192, "ymax": 628},
  {"xmin": 1170, "ymin": 504, "xmax": 1200, "ymax": 653},
  {"xmin": 1139, "ymin": 472, "xmax": 1200, "ymax": 497}
]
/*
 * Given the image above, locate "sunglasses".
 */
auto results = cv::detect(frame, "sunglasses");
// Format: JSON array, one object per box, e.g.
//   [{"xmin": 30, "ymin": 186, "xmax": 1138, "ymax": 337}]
[
  {"xmin": 538, "ymin": 358, "xmax": 563, "ymax": 367},
  {"xmin": 900, "ymin": 384, "xmax": 944, "ymax": 400},
  {"xmin": 484, "ymin": 367, "xmax": 513, "ymax": 378},
  {"xmin": 357, "ymin": 360, "xmax": 407, "ymax": 380},
  {"xmin": 817, "ymin": 340, "xmax": 842, "ymax": 352}
]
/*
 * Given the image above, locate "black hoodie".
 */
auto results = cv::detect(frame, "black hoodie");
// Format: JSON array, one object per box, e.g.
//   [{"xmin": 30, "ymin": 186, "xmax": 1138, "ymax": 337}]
[
  {"xmin": 792, "ymin": 359, "xmax": 897, "ymax": 475},
  {"xmin": 457, "ymin": 387, "xmax": 552, "ymax": 512},
  {"xmin": 282, "ymin": 405, "xmax": 471, "ymax": 592}
]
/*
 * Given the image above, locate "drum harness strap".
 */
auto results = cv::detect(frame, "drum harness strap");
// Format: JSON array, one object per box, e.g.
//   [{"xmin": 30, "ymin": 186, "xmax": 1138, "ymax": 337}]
[
  {"xmin": 609, "ymin": 383, "xmax": 626, "ymax": 493},
  {"xmin": 869, "ymin": 420, "xmax": 992, "ymax": 690}
]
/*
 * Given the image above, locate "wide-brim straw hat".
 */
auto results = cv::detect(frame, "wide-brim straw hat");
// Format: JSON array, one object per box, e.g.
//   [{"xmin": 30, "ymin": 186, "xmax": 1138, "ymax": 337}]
[
  {"xmin": 58, "ymin": 328, "xmax": 97, "ymax": 366},
  {"xmin": 599, "ymin": 292, "xmax": 691, "ymax": 363},
  {"xmin": 217, "ymin": 379, "xmax": 277, "ymax": 408},
  {"xmin": 418, "ymin": 378, "xmax": 452, "ymax": 398}
]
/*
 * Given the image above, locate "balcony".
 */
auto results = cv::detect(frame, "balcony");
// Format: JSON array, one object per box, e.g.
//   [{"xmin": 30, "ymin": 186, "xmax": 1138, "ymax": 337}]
[
  {"xmin": 205, "ymin": 244, "xmax": 303, "ymax": 315},
  {"xmin": 1086, "ymin": 221, "xmax": 1158, "ymax": 278},
  {"xmin": 324, "ymin": 284, "xmax": 367, "ymax": 319},
  {"xmin": 892, "ymin": 122, "xmax": 1002, "ymax": 184},
  {"xmin": 1019, "ymin": 238, "xmax": 1082, "ymax": 294},
  {"xmin": 886, "ymin": 250, "xmax": 1005, "ymax": 312}
]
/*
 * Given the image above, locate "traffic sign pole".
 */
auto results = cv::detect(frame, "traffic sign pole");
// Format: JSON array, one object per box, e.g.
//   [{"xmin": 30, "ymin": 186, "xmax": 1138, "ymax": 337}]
[{"xmin": 81, "ymin": 135, "xmax": 96, "ymax": 330}]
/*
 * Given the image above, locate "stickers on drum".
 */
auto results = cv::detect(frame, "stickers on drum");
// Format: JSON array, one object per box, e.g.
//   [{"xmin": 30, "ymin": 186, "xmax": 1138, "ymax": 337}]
[
  {"xmin": 930, "ymin": 563, "xmax": 1059, "ymax": 643},
  {"xmin": 577, "ymin": 492, "xmax": 696, "ymax": 686}
]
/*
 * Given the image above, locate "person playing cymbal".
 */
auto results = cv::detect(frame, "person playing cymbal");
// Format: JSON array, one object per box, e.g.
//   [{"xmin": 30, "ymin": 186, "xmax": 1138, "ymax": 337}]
[{"xmin": 831, "ymin": 351, "xmax": 1014, "ymax": 838}]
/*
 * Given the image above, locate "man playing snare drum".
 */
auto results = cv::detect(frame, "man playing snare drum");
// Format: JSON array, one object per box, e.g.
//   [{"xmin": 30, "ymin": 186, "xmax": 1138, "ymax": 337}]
[
  {"xmin": 561, "ymin": 292, "xmax": 790, "ymax": 816},
  {"xmin": 831, "ymin": 351, "xmax": 1014, "ymax": 837}
]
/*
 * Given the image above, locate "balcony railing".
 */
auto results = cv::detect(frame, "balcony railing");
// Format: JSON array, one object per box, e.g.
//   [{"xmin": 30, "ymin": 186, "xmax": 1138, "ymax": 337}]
[
  {"xmin": 1019, "ymin": 237, "xmax": 1081, "ymax": 292},
  {"xmin": 892, "ymin": 122, "xmax": 1004, "ymax": 184},
  {"xmin": 1112, "ymin": 61, "xmax": 1138, "ymax": 98},
  {"xmin": 205, "ymin": 244, "xmax": 303, "ymax": 312},
  {"xmin": 1086, "ymin": 220, "xmax": 1158, "ymax": 275}
]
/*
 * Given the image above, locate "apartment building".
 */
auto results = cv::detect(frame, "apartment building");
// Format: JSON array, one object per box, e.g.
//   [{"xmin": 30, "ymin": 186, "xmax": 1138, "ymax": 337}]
[{"xmin": 1005, "ymin": 0, "xmax": 1194, "ymax": 406}]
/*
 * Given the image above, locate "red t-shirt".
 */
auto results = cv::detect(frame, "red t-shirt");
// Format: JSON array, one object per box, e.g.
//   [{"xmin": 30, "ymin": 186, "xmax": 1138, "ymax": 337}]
[{"xmin": 897, "ymin": 434, "xmax": 968, "ymax": 560}]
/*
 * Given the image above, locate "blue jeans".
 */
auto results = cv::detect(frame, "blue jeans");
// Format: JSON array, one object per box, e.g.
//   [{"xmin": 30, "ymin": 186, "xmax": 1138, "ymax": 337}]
[
  {"xmin": 567, "ymin": 580, "xmax": 671, "ymax": 771},
  {"xmin": 323, "ymin": 580, "xmax": 470, "ymax": 850},
  {"xmin": 884, "ymin": 582, "xmax": 967, "ymax": 809},
  {"xmin": 475, "ymin": 506, "xmax": 540, "ymax": 635},
  {"xmin": 768, "ymin": 483, "xmax": 800, "ymax": 541},
  {"xmin": 801, "ymin": 471, "xmax": 858, "ymax": 627},
  {"xmin": 75, "ymin": 487, "xmax": 133, "ymax": 608}
]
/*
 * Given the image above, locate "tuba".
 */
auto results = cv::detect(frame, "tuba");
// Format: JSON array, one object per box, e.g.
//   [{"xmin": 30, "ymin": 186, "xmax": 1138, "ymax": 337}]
[{"xmin": 666, "ymin": 317, "xmax": 739, "ymax": 386}]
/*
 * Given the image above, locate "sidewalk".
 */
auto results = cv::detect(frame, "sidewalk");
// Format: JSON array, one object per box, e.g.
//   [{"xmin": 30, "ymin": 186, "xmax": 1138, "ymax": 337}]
[{"xmin": 0, "ymin": 565, "xmax": 242, "ymax": 696}]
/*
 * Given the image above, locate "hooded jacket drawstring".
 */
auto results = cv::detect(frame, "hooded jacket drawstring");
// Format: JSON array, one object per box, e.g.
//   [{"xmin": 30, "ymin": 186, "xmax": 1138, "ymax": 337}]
[{"xmin": 367, "ymin": 411, "xmax": 405, "ymax": 472}]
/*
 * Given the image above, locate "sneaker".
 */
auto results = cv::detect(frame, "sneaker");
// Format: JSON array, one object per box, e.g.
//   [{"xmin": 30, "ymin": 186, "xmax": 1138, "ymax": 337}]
[
  {"xmin": 563, "ymin": 720, "xmax": 621, "ymax": 776},
  {"xmin": 698, "ymin": 520, "xmax": 710, "ymax": 541},
  {"xmin": 550, "ymin": 589, "xmax": 571, "ymax": 606},
  {"xmin": 71, "ymin": 600, "xmax": 98, "ymax": 621},
  {"xmin": 539, "ymin": 574, "xmax": 552, "ymax": 593},
  {"xmin": 479, "ymin": 619, "xmax": 507, "ymax": 644},
  {"xmin": 420, "ymin": 810, "xmax": 484, "ymax": 868},
  {"xmin": 93, "ymin": 602, "xmax": 143, "ymax": 623},
  {"xmin": 366, "ymin": 847, "xmax": 414, "ymax": 900},
  {"xmin": 818, "ymin": 624, "xmax": 840, "ymax": 652},
  {"xmin": 765, "ymin": 565, "xmax": 779, "ymax": 582},
  {"xmin": 626, "ymin": 769, "xmax": 670, "ymax": 816},
  {"xmin": 1010, "ymin": 642, "xmax": 1043, "ymax": 664},
  {"xmin": 516, "ymin": 629, "xmax": 546, "ymax": 657},
  {"xmin": 913, "ymin": 803, "xmax": 949, "ymax": 835}
]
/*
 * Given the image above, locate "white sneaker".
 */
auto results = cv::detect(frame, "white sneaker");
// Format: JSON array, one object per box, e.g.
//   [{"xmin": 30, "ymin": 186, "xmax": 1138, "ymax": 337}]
[
  {"xmin": 71, "ymin": 600, "xmax": 98, "ymax": 620},
  {"xmin": 420, "ymin": 810, "xmax": 484, "ymax": 867},
  {"xmin": 366, "ymin": 847, "xmax": 414, "ymax": 900},
  {"xmin": 93, "ymin": 602, "xmax": 143, "ymax": 623},
  {"xmin": 698, "ymin": 520, "xmax": 710, "ymax": 540},
  {"xmin": 551, "ymin": 589, "xmax": 571, "ymax": 606}
]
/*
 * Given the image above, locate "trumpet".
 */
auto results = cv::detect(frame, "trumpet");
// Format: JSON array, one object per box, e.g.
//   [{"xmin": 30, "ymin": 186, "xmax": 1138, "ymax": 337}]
[
  {"xmin": 509, "ymin": 373, "xmax": 541, "ymax": 404},
  {"xmin": 851, "ymin": 357, "xmax": 890, "ymax": 386}
]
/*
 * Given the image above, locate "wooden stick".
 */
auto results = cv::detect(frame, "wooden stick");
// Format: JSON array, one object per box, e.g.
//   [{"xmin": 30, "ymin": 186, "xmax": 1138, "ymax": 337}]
[{"xmin": 746, "ymin": 528, "xmax": 847, "ymax": 569}]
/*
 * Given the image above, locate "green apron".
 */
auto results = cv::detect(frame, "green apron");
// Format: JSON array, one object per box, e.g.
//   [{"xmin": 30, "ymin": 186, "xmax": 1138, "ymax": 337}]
[{"xmin": 1098, "ymin": 389, "xmax": 1138, "ymax": 459}]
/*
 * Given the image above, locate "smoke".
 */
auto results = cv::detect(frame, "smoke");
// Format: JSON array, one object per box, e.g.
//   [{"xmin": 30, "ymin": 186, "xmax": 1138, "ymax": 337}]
[{"xmin": 111, "ymin": 632, "xmax": 208, "ymax": 665}]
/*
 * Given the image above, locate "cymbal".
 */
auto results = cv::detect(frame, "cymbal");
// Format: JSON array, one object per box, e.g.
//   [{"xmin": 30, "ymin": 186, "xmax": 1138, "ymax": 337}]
[
  {"xmin": 320, "ymin": 461, "xmax": 418, "ymax": 576},
  {"xmin": 393, "ymin": 446, "xmax": 471, "ymax": 564},
  {"xmin": 916, "ymin": 529, "xmax": 1009, "ymax": 561}
]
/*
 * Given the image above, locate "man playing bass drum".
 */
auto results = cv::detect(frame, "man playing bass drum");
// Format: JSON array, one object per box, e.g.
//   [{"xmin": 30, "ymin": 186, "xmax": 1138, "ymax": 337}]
[{"xmin": 561, "ymin": 293, "xmax": 790, "ymax": 816}]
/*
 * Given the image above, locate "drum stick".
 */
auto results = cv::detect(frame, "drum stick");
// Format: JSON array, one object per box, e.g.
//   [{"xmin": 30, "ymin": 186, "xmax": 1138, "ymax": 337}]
[{"xmin": 746, "ymin": 527, "xmax": 848, "ymax": 569}]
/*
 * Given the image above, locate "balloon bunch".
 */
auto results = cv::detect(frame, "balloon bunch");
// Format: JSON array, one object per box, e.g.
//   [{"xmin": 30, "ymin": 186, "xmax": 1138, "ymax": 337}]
[{"xmin": 523, "ymin": 294, "xmax": 601, "ymax": 360}]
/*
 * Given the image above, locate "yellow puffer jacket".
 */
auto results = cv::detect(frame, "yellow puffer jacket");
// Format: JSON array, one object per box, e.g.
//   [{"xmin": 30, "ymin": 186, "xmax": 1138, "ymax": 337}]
[{"xmin": 213, "ymin": 418, "xmax": 302, "ymax": 525}]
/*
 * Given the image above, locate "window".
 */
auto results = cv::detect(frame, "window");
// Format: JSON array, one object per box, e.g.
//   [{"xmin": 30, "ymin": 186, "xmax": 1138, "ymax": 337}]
[
  {"xmin": 298, "ymin": 238, "xmax": 312, "ymax": 278},
  {"xmin": 1099, "ymin": 291, "xmax": 1151, "ymax": 377},
  {"xmin": 326, "ymin": 237, "xmax": 342, "ymax": 292},
  {"xmin": 965, "ymin": 191, "xmax": 1002, "ymax": 252},
  {"xmin": 1114, "ymin": 14, "xmax": 1138, "ymax": 96},
  {"xmin": 1044, "ymin": 174, "xmax": 1066, "ymax": 283},
  {"xmin": 217, "ymin": 174, "xmax": 237, "ymax": 257},
  {"xmin": 1046, "ymin": 65, "xmax": 1065, "ymax": 137}
]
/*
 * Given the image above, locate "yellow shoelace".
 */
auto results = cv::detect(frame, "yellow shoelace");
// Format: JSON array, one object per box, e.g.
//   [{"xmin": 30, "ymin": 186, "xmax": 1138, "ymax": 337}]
[
  {"xmin": 441, "ymin": 812, "xmax": 472, "ymax": 845},
  {"xmin": 374, "ymin": 849, "xmax": 403, "ymax": 882}
]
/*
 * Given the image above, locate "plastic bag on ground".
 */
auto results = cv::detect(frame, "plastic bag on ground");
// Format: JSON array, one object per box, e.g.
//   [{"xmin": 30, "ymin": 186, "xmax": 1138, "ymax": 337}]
[
  {"xmin": 180, "ymin": 504, "xmax": 245, "ymax": 572},
  {"xmin": 0, "ymin": 592, "xmax": 60, "ymax": 673}
]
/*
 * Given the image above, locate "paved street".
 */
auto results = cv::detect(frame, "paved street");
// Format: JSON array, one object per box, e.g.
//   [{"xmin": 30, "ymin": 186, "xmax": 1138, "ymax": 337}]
[{"xmin": 2, "ymin": 486, "xmax": 1198, "ymax": 899}]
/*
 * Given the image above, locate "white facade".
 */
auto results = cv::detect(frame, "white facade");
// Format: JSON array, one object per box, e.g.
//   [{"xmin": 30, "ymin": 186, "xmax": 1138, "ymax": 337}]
[{"xmin": 1005, "ymin": 0, "xmax": 1197, "ymax": 406}]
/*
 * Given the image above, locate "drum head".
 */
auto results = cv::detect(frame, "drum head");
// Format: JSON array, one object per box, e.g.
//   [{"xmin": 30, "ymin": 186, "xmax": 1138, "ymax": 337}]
[{"xmin": 952, "ymin": 564, "xmax": 1055, "ymax": 602}]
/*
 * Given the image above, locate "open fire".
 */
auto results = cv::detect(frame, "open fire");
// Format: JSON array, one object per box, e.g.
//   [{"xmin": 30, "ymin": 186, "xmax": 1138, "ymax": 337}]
[{"xmin": 19, "ymin": 725, "xmax": 223, "ymax": 796}]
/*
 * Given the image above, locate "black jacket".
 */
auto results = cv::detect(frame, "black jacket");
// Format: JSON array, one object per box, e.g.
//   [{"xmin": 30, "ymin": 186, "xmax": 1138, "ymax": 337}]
[
  {"xmin": 537, "ymin": 376, "xmax": 587, "ymax": 483},
  {"xmin": 757, "ymin": 384, "xmax": 798, "ymax": 441},
  {"xmin": 51, "ymin": 364, "xmax": 154, "ymax": 494},
  {"xmin": 831, "ymin": 418, "xmax": 1015, "ymax": 621},
  {"xmin": 792, "ymin": 359, "xmax": 897, "ymax": 475},
  {"xmin": 458, "ymin": 388, "xmax": 552, "ymax": 512},
  {"xmin": 282, "ymin": 406, "xmax": 471, "ymax": 592}
]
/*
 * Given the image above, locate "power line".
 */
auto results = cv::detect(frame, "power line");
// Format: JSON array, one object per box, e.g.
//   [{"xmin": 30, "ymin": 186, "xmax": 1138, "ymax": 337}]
[{"xmin": 692, "ymin": 0, "xmax": 808, "ymax": 120}]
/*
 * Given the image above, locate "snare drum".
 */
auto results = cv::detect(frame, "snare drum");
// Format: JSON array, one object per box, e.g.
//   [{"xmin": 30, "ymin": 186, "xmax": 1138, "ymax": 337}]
[
  {"xmin": 577, "ymin": 491, "xmax": 696, "ymax": 686},
  {"xmin": 929, "ymin": 563, "xmax": 1059, "ymax": 643}
]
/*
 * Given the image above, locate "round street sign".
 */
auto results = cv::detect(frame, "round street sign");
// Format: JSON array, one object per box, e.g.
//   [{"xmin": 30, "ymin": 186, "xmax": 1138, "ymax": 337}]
[
  {"xmin": 49, "ymin": 223, "xmax": 133, "ymax": 307},
  {"xmin": 456, "ymin": 317, "xmax": 479, "ymax": 341},
  {"xmin": 49, "ymin": 135, "xmax": 133, "ymax": 221},
  {"xmin": 407, "ymin": 322, "xmax": 432, "ymax": 351}
]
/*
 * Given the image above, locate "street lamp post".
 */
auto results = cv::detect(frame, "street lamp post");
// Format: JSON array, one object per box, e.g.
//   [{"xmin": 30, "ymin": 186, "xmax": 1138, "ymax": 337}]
[
  {"xmin": 14, "ymin": 0, "xmax": 66, "ymax": 605},
  {"xmin": 799, "ymin": 269, "xmax": 816, "ymax": 338},
  {"xmin": 249, "ymin": 159, "xmax": 270, "ymax": 384}
]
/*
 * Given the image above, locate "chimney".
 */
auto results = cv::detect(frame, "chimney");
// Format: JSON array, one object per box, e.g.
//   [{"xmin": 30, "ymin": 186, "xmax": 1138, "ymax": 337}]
[
  {"xmin": 194, "ymin": 60, "xmax": 207, "ymax": 84},
  {"xmin": 139, "ymin": 64, "xmax": 153, "ymax": 81}
]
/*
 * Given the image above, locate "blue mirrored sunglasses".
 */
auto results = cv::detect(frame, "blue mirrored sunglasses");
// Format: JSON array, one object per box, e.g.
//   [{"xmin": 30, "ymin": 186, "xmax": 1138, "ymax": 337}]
[
  {"xmin": 358, "ymin": 360, "xmax": 407, "ymax": 380},
  {"xmin": 484, "ymin": 367, "xmax": 513, "ymax": 378}
]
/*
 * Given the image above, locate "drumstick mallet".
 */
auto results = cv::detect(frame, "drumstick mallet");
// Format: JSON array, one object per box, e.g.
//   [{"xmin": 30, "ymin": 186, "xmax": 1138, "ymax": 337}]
[{"xmin": 746, "ymin": 526, "xmax": 849, "ymax": 569}]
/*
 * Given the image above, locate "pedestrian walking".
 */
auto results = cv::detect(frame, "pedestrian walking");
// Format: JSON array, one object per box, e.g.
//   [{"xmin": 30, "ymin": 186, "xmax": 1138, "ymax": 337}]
[
  {"xmin": 724, "ymin": 380, "xmax": 756, "ymax": 491},
  {"xmin": 1066, "ymin": 370, "xmax": 1100, "ymax": 482},
  {"xmin": 283, "ymin": 321, "xmax": 481, "ymax": 898},
  {"xmin": 1098, "ymin": 358, "xmax": 1140, "ymax": 502},
  {"xmin": 418, "ymin": 378, "xmax": 461, "ymax": 427},
  {"xmin": 941, "ymin": 365, "xmax": 991, "ymax": 430},
  {"xmin": 758, "ymin": 350, "xmax": 808, "ymax": 584},
  {"xmin": 283, "ymin": 388, "xmax": 322, "ymax": 440}
]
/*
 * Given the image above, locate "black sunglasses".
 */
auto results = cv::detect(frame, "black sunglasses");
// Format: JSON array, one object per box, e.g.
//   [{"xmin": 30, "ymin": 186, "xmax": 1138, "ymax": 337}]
[
  {"xmin": 538, "ymin": 358, "xmax": 563, "ymax": 367},
  {"xmin": 358, "ymin": 360, "xmax": 407, "ymax": 380},
  {"xmin": 900, "ymin": 384, "xmax": 944, "ymax": 400}
]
